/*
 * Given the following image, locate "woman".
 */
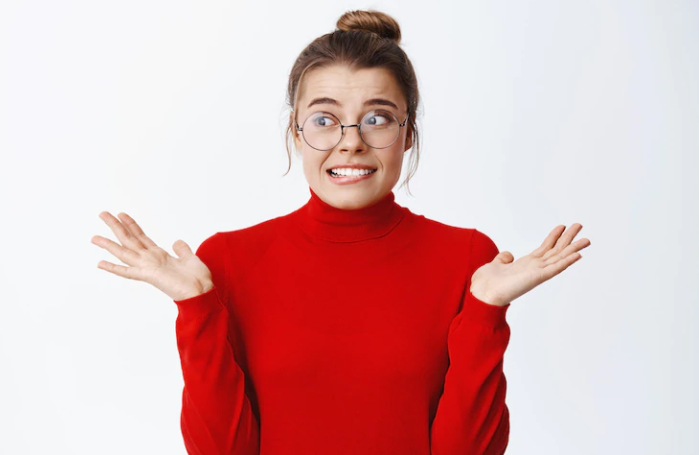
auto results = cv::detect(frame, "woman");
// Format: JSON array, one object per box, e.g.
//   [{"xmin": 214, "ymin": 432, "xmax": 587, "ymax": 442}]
[{"xmin": 91, "ymin": 9, "xmax": 590, "ymax": 455}]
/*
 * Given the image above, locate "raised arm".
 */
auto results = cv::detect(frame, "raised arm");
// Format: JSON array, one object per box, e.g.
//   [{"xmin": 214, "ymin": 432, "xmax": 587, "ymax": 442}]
[
  {"xmin": 173, "ymin": 232, "xmax": 260, "ymax": 455},
  {"xmin": 429, "ymin": 229, "xmax": 511, "ymax": 455}
]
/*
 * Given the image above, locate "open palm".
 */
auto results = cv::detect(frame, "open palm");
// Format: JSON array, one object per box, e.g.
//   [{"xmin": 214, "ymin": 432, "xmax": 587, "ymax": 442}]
[
  {"xmin": 91, "ymin": 211, "xmax": 213, "ymax": 301},
  {"xmin": 470, "ymin": 224, "xmax": 591, "ymax": 307}
]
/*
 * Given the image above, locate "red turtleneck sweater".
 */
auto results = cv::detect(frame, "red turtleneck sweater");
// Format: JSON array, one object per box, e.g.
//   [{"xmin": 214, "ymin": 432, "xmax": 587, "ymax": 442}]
[{"xmin": 172, "ymin": 187, "xmax": 512, "ymax": 455}]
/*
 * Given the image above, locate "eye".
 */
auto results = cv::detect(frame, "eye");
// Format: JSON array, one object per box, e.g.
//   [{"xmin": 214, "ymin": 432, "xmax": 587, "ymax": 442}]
[
  {"xmin": 363, "ymin": 110, "xmax": 395, "ymax": 127},
  {"xmin": 311, "ymin": 114, "xmax": 338, "ymax": 127}
]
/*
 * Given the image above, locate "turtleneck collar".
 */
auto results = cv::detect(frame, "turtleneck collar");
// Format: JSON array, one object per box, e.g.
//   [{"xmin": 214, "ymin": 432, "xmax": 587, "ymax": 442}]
[{"xmin": 296, "ymin": 186, "xmax": 406, "ymax": 243}]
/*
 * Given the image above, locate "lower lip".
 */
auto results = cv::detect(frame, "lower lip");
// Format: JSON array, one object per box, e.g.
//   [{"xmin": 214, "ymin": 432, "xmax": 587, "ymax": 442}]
[{"xmin": 327, "ymin": 170, "xmax": 377, "ymax": 185}]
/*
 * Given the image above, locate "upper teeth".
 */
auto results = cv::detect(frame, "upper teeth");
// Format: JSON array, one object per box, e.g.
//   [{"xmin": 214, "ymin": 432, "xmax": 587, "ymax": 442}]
[{"xmin": 331, "ymin": 168, "xmax": 375, "ymax": 176}]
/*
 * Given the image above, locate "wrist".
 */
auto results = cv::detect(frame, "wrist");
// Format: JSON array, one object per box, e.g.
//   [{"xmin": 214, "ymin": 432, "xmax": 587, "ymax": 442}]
[
  {"xmin": 470, "ymin": 284, "xmax": 508, "ymax": 307},
  {"xmin": 173, "ymin": 280, "xmax": 214, "ymax": 302},
  {"xmin": 198, "ymin": 280, "xmax": 215, "ymax": 294}
]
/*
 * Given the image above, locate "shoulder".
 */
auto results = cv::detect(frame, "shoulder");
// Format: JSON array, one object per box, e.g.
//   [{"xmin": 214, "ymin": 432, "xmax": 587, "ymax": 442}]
[
  {"xmin": 408, "ymin": 211, "xmax": 499, "ymax": 270},
  {"xmin": 408, "ymin": 211, "xmax": 492, "ymax": 247},
  {"xmin": 406, "ymin": 211, "xmax": 469, "ymax": 243},
  {"xmin": 194, "ymin": 215, "xmax": 287, "ymax": 289},
  {"xmin": 213, "ymin": 214, "xmax": 289, "ymax": 268},
  {"xmin": 469, "ymin": 228, "xmax": 500, "ymax": 270},
  {"xmin": 196, "ymin": 216, "xmax": 280, "ymax": 254}
]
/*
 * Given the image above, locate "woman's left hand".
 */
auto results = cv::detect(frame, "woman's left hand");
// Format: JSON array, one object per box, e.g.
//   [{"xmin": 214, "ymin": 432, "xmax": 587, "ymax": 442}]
[{"xmin": 470, "ymin": 224, "xmax": 591, "ymax": 307}]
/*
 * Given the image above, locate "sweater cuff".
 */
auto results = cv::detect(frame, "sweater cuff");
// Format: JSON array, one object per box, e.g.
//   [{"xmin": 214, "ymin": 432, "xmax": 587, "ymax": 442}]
[
  {"xmin": 173, "ymin": 285, "xmax": 225, "ymax": 319},
  {"xmin": 462, "ymin": 290, "xmax": 510, "ymax": 328}
]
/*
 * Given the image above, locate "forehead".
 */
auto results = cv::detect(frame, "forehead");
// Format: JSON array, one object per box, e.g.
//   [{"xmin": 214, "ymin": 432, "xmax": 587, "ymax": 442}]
[{"xmin": 297, "ymin": 65, "xmax": 405, "ymax": 111}]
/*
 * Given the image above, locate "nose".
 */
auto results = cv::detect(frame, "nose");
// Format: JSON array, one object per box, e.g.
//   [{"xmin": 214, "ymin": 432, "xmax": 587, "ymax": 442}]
[{"xmin": 337, "ymin": 124, "xmax": 366, "ymax": 153}]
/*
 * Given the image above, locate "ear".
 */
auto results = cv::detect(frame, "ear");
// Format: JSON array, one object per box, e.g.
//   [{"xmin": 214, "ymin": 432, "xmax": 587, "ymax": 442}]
[
  {"xmin": 404, "ymin": 126, "xmax": 413, "ymax": 152},
  {"xmin": 290, "ymin": 112, "xmax": 303, "ymax": 152}
]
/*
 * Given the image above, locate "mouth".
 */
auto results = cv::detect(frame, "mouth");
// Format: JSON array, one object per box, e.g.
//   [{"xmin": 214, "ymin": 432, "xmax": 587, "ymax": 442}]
[
  {"xmin": 326, "ymin": 168, "xmax": 378, "ymax": 178},
  {"xmin": 326, "ymin": 167, "xmax": 378, "ymax": 185}
]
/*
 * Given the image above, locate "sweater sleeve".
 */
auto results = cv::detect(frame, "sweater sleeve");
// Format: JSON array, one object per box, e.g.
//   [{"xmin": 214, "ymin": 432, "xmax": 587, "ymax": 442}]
[
  {"xmin": 172, "ymin": 232, "xmax": 260, "ymax": 455},
  {"xmin": 430, "ymin": 229, "xmax": 512, "ymax": 455}
]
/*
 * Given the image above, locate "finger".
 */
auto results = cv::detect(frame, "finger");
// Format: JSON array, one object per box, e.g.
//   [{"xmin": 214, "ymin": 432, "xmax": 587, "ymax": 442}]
[
  {"xmin": 99, "ymin": 211, "xmax": 145, "ymax": 252},
  {"xmin": 541, "ymin": 251, "xmax": 583, "ymax": 280},
  {"xmin": 495, "ymin": 251, "xmax": 515, "ymax": 264},
  {"xmin": 91, "ymin": 234, "xmax": 141, "ymax": 266},
  {"xmin": 532, "ymin": 225, "xmax": 566, "ymax": 257},
  {"xmin": 117, "ymin": 212, "xmax": 158, "ymax": 248},
  {"xmin": 96, "ymin": 259, "xmax": 140, "ymax": 280},
  {"xmin": 172, "ymin": 239, "xmax": 194, "ymax": 259},
  {"xmin": 558, "ymin": 223, "xmax": 584, "ymax": 247},
  {"xmin": 543, "ymin": 236, "xmax": 590, "ymax": 265},
  {"xmin": 542, "ymin": 223, "xmax": 584, "ymax": 261}
]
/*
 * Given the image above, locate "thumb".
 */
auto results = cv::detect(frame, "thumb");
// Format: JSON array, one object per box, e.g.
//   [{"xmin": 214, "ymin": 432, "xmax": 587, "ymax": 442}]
[
  {"xmin": 494, "ymin": 251, "xmax": 515, "ymax": 264},
  {"xmin": 172, "ymin": 239, "xmax": 194, "ymax": 258}
]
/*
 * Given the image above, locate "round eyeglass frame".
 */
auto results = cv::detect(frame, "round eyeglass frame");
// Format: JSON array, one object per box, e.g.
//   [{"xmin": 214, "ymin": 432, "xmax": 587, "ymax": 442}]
[{"xmin": 294, "ymin": 110, "xmax": 409, "ymax": 151}]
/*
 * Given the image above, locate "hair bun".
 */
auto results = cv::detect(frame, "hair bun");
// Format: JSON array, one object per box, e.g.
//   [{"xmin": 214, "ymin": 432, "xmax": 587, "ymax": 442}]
[{"xmin": 336, "ymin": 10, "xmax": 401, "ymax": 44}]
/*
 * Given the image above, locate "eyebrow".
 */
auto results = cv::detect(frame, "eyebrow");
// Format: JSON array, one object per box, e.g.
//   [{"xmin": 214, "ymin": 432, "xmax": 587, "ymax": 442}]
[{"xmin": 306, "ymin": 97, "xmax": 399, "ymax": 110}]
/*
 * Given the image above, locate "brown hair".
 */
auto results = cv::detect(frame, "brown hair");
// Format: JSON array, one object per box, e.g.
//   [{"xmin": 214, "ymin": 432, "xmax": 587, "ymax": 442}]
[{"xmin": 283, "ymin": 9, "xmax": 422, "ymax": 195}]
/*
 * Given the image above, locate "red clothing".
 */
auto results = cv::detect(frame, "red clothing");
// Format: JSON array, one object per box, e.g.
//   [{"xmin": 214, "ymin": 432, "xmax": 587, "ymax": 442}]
[{"xmin": 173, "ymin": 187, "xmax": 512, "ymax": 455}]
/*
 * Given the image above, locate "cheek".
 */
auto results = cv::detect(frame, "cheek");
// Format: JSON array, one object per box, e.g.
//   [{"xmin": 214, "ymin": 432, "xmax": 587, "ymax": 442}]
[
  {"xmin": 384, "ymin": 147, "xmax": 405, "ymax": 172},
  {"xmin": 301, "ymin": 151, "xmax": 326, "ymax": 175}
]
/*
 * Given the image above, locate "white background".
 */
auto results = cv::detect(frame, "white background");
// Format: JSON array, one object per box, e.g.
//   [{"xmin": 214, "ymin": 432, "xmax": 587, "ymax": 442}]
[{"xmin": 1, "ymin": 0, "xmax": 697, "ymax": 454}]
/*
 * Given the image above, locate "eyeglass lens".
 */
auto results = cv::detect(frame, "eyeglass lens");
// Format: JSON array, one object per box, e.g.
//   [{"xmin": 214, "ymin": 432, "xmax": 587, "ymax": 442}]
[{"xmin": 301, "ymin": 110, "xmax": 401, "ymax": 151}]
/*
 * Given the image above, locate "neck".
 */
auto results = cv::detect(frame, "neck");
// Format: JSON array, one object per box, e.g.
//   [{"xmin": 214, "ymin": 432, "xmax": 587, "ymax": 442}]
[{"xmin": 297, "ymin": 187, "xmax": 406, "ymax": 243}]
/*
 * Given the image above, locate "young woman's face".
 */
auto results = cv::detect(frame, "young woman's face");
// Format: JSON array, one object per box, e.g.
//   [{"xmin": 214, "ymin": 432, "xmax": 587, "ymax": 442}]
[{"xmin": 292, "ymin": 64, "xmax": 412, "ymax": 210}]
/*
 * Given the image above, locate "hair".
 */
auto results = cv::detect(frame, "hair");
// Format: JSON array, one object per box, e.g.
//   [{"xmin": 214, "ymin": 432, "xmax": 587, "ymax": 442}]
[{"xmin": 283, "ymin": 9, "xmax": 422, "ymax": 196}]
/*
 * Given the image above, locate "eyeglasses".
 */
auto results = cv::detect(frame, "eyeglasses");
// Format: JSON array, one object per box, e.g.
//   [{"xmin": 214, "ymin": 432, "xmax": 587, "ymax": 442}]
[{"xmin": 295, "ymin": 109, "xmax": 409, "ymax": 151}]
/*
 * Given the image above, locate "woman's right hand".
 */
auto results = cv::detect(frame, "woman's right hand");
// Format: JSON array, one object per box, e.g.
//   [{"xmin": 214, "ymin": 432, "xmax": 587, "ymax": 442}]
[{"xmin": 91, "ymin": 211, "xmax": 214, "ymax": 301}]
